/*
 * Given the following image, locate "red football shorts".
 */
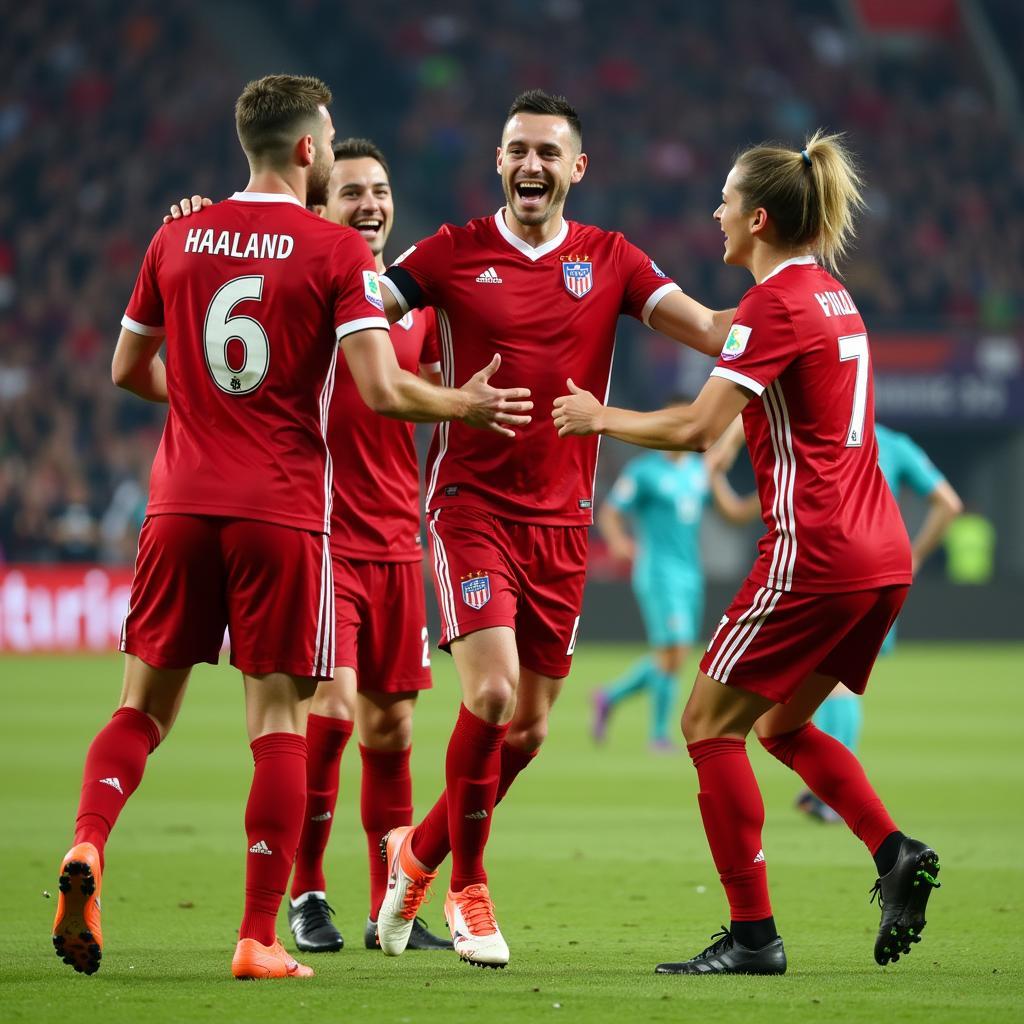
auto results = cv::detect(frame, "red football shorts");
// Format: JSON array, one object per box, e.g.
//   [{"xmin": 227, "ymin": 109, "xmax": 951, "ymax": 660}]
[
  {"xmin": 700, "ymin": 577, "xmax": 909, "ymax": 703},
  {"xmin": 121, "ymin": 514, "xmax": 334, "ymax": 679},
  {"xmin": 333, "ymin": 554, "xmax": 432, "ymax": 692},
  {"xmin": 427, "ymin": 507, "xmax": 588, "ymax": 679}
]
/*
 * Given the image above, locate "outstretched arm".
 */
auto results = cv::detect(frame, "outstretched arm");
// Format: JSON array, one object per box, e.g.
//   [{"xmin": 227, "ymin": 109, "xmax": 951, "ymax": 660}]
[
  {"xmin": 342, "ymin": 330, "xmax": 532, "ymax": 436},
  {"xmin": 647, "ymin": 290, "xmax": 736, "ymax": 357},
  {"xmin": 553, "ymin": 375, "xmax": 751, "ymax": 452}
]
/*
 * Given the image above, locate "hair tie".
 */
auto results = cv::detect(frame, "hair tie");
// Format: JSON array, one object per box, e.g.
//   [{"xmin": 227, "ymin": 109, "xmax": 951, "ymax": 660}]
[{"xmin": 800, "ymin": 149, "xmax": 812, "ymax": 167}]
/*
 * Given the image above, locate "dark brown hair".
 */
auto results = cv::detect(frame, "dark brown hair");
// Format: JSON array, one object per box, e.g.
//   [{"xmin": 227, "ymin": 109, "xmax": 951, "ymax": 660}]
[
  {"xmin": 333, "ymin": 137, "xmax": 390, "ymax": 178},
  {"xmin": 235, "ymin": 74, "xmax": 332, "ymax": 166},
  {"xmin": 506, "ymin": 89, "xmax": 582, "ymax": 148}
]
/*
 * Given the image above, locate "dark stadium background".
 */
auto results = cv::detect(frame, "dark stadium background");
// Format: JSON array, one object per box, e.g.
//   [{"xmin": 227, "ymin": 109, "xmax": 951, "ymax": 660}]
[{"xmin": 1, "ymin": 0, "xmax": 1022, "ymax": 652}]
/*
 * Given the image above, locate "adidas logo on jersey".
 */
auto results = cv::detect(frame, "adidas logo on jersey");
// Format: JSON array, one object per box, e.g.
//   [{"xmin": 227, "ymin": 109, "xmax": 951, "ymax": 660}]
[
  {"xmin": 249, "ymin": 840, "xmax": 273, "ymax": 855},
  {"xmin": 464, "ymin": 809, "xmax": 489, "ymax": 820},
  {"xmin": 100, "ymin": 777, "xmax": 123, "ymax": 794},
  {"xmin": 310, "ymin": 811, "xmax": 332, "ymax": 822},
  {"xmin": 475, "ymin": 267, "xmax": 503, "ymax": 284},
  {"xmin": 753, "ymin": 849, "xmax": 765, "ymax": 864}
]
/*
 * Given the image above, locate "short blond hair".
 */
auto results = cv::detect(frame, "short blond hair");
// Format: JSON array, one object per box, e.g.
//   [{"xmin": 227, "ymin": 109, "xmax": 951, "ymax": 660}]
[{"xmin": 734, "ymin": 129, "xmax": 866, "ymax": 271}]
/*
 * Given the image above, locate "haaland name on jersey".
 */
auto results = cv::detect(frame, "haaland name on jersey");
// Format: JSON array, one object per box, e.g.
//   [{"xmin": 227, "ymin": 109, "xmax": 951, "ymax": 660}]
[{"xmin": 183, "ymin": 227, "xmax": 294, "ymax": 260}]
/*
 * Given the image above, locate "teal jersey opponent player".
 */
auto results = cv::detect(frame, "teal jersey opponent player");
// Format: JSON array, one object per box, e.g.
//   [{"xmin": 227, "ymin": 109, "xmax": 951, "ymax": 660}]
[
  {"xmin": 803, "ymin": 423, "xmax": 962, "ymax": 820},
  {"xmin": 593, "ymin": 410, "xmax": 758, "ymax": 748}
]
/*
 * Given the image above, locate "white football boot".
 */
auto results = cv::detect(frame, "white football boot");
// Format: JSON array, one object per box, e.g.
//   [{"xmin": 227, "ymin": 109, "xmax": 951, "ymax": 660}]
[
  {"xmin": 376, "ymin": 826, "xmax": 438, "ymax": 956},
  {"xmin": 444, "ymin": 883, "xmax": 509, "ymax": 968}
]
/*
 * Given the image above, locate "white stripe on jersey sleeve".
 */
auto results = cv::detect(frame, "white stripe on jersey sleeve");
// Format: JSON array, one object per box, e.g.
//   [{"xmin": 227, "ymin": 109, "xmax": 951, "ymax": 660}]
[
  {"xmin": 121, "ymin": 315, "xmax": 166, "ymax": 337},
  {"xmin": 334, "ymin": 316, "xmax": 390, "ymax": 341},
  {"xmin": 710, "ymin": 366, "xmax": 766, "ymax": 396},
  {"xmin": 379, "ymin": 275, "xmax": 411, "ymax": 316},
  {"xmin": 640, "ymin": 283, "xmax": 683, "ymax": 326}
]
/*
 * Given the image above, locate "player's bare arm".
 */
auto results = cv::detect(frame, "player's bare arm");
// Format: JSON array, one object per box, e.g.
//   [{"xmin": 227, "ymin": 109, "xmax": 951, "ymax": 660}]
[
  {"xmin": 910, "ymin": 479, "xmax": 963, "ymax": 574},
  {"xmin": 596, "ymin": 502, "xmax": 636, "ymax": 562},
  {"xmin": 552, "ymin": 375, "xmax": 749, "ymax": 452},
  {"xmin": 342, "ymin": 330, "xmax": 532, "ymax": 437},
  {"xmin": 111, "ymin": 327, "xmax": 168, "ymax": 402},
  {"xmin": 647, "ymin": 290, "xmax": 736, "ymax": 358}
]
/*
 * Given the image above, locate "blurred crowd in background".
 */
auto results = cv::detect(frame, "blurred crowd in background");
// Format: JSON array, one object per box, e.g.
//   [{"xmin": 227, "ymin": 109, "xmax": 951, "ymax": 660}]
[{"xmin": 2, "ymin": 0, "xmax": 1021, "ymax": 564}]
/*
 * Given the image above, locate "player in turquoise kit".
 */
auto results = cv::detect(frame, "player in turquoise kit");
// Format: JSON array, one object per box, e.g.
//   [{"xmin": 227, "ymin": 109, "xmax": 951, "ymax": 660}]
[
  {"xmin": 800, "ymin": 422, "xmax": 962, "ymax": 820},
  {"xmin": 593, "ymin": 404, "xmax": 758, "ymax": 749}
]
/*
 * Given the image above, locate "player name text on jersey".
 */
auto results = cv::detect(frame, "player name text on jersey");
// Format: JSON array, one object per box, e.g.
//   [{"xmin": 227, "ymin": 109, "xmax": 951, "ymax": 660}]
[
  {"xmin": 813, "ymin": 289, "xmax": 858, "ymax": 317},
  {"xmin": 183, "ymin": 227, "xmax": 294, "ymax": 260}
]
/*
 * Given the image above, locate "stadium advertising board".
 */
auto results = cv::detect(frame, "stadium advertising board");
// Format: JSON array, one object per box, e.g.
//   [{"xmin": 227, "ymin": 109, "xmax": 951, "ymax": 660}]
[{"xmin": 0, "ymin": 566, "xmax": 133, "ymax": 653}]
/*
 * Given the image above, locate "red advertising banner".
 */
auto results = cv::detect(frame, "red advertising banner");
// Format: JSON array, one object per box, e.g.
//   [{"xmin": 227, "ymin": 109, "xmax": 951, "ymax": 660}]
[{"xmin": 0, "ymin": 566, "xmax": 134, "ymax": 653}]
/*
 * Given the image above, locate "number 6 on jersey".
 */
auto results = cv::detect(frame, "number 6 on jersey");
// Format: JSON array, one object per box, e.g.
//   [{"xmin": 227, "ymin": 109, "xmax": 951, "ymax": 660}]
[{"xmin": 204, "ymin": 275, "xmax": 270, "ymax": 395}]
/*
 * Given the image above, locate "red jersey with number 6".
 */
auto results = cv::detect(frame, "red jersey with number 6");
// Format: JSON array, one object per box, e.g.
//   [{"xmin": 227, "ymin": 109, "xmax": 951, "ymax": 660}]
[
  {"xmin": 328, "ymin": 307, "xmax": 440, "ymax": 561},
  {"xmin": 122, "ymin": 192, "xmax": 389, "ymax": 535},
  {"xmin": 381, "ymin": 211, "xmax": 680, "ymax": 526},
  {"xmin": 710, "ymin": 256, "xmax": 911, "ymax": 593}
]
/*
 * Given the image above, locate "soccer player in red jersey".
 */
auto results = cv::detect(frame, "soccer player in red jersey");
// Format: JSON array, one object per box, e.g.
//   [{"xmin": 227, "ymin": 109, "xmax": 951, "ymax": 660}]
[
  {"xmin": 285, "ymin": 138, "xmax": 450, "ymax": 954},
  {"xmin": 51, "ymin": 76, "xmax": 531, "ymax": 980},
  {"xmin": 553, "ymin": 131, "xmax": 940, "ymax": 975},
  {"xmin": 373, "ymin": 91, "xmax": 735, "ymax": 967}
]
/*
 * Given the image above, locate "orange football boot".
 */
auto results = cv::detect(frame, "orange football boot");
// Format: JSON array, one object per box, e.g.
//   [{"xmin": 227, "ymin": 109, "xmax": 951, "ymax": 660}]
[
  {"xmin": 231, "ymin": 937, "xmax": 314, "ymax": 979},
  {"xmin": 52, "ymin": 842, "xmax": 103, "ymax": 975}
]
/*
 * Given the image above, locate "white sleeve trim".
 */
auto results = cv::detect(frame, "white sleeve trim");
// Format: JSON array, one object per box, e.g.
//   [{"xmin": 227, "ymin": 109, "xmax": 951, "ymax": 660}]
[
  {"xmin": 121, "ymin": 314, "xmax": 165, "ymax": 337},
  {"xmin": 335, "ymin": 316, "xmax": 390, "ymax": 341},
  {"xmin": 420, "ymin": 361, "xmax": 442, "ymax": 373},
  {"xmin": 640, "ymin": 282, "xmax": 683, "ymax": 326},
  {"xmin": 710, "ymin": 366, "xmax": 765, "ymax": 396},
  {"xmin": 379, "ymin": 275, "xmax": 410, "ymax": 316}
]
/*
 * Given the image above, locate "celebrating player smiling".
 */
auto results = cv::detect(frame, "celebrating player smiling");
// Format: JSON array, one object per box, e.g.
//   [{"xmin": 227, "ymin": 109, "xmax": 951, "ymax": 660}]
[{"xmin": 554, "ymin": 130, "xmax": 940, "ymax": 975}]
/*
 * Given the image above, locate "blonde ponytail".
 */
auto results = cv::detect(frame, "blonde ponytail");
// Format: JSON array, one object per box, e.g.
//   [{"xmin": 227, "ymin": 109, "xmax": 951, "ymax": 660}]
[{"xmin": 735, "ymin": 129, "xmax": 866, "ymax": 271}]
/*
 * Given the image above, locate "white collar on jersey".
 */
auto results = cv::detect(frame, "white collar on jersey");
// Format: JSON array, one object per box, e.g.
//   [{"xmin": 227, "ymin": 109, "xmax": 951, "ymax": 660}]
[
  {"xmin": 230, "ymin": 191, "xmax": 304, "ymax": 207},
  {"xmin": 761, "ymin": 254, "xmax": 817, "ymax": 282},
  {"xmin": 494, "ymin": 208, "xmax": 569, "ymax": 262}
]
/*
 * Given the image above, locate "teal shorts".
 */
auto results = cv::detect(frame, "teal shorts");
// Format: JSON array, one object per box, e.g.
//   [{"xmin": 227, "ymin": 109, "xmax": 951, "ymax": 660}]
[{"xmin": 633, "ymin": 573, "xmax": 704, "ymax": 649}]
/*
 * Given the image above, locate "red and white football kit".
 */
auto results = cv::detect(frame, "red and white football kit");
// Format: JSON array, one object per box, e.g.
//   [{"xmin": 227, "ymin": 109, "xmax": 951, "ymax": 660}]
[
  {"xmin": 382, "ymin": 210, "xmax": 679, "ymax": 677},
  {"xmin": 119, "ymin": 192, "xmax": 388, "ymax": 679},
  {"xmin": 700, "ymin": 256, "xmax": 912, "ymax": 701},
  {"xmin": 329, "ymin": 307, "xmax": 440, "ymax": 691}
]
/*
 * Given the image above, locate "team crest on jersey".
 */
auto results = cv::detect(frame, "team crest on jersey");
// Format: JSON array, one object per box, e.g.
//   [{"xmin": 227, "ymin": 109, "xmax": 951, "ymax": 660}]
[
  {"xmin": 722, "ymin": 324, "xmax": 751, "ymax": 361},
  {"xmin": 460, "ymin": 572, "xmax": 491, "ymax": 610},
  {"xmin": 560, "ymin": 254, "xmax": 593, "ymax": 298},
  {"xmin": 363, "ymin": 270, "xmax": 384, "ymax": 311}
]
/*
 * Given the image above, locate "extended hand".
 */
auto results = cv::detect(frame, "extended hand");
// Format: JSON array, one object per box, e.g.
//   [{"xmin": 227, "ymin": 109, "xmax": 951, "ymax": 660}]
[
  {"xmin": 552, "ymin": 379, "xmax": 603, "ymax": 437},
  {"xmin": 163, "ymin": 195, "xmax": 212, "ymax": 224},
  {"xmin": 459, "ymin": 354, "xmax": 533, "ymax": 438}
]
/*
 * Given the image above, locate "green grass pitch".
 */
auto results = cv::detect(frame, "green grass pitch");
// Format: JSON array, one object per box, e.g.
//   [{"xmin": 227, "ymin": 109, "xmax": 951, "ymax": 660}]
[{"xmin": 1, "ymin": 643, "xmax": 1022, "ymax": 1023}]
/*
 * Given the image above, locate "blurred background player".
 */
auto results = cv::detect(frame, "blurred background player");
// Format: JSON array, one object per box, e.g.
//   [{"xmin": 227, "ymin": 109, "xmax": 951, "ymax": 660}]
[
  {"xmin": 553, "ymin": 131, "xmax": 941, "ymax": 975},
  {"xmin": 373, "ymin": 90, "xmax": 735, "ymax": 968},
  {"xmin": 592, "ymin": 404, "xmax": 759, "ymax": 751},
  {"xmin": 798, "ymin": 423, "xmax": 962, "ymax": 821},
  {"xmin": 286, "ymin": 138, "xmax": 450, "ymax": 954},
  {"xmin": 54, "ymin": 75, "xmax": 532, "ymax": 982}
]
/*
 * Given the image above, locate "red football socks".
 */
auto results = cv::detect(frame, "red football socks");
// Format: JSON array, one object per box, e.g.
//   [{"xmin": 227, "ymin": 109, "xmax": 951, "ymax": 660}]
[
  {"xmin": 290, "ymin": 715, "xmax": 353, "ymax": 899},
  {"xmin": 360, "ymin": 744, "xmax": 413, "ymax": 919},
  {"xmin": 687, "ymin": 738, "xmax": 773, "ymax": 922},
  {"xmin": 239, "ymin": 732, "xmax": 308, "ymax": 946},
  {"xmin": 74, "ymin": 706, "xmax": 162, "ymax": 868},
  {"xmin": 410, "ymin": 740, "xmax": 537, "ymax": 870},
  {"xmin": 759, "ymin": 723, "xmax": 899, "ymax": 855},
  {"xmin": 443, "ymin": 704, "xmax": 510, "ymax": 892}
]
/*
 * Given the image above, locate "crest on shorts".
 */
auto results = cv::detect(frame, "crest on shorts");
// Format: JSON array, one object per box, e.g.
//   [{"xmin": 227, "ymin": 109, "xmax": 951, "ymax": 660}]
[
  {"xmin": 561, "ymin": 254, "xmax": 593, "ymax": 298},
  {"xmin": 460, "ymin": 572, "xmax": 491, "ymax": 610}
]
